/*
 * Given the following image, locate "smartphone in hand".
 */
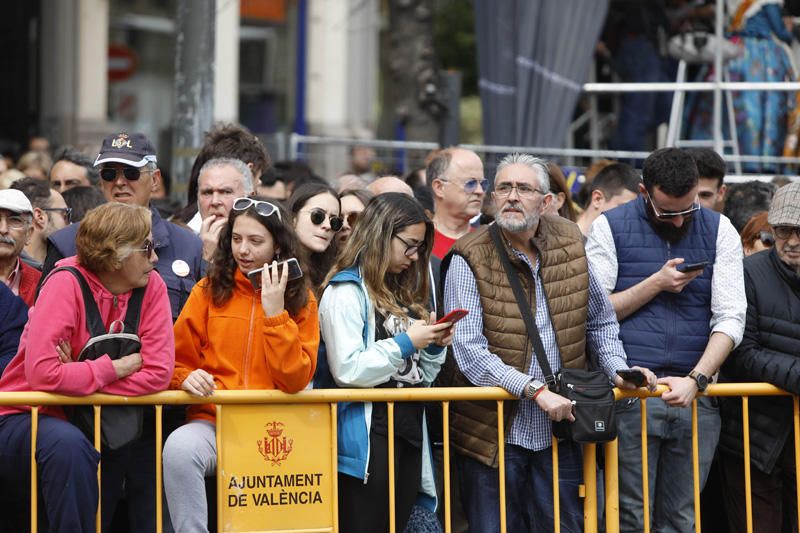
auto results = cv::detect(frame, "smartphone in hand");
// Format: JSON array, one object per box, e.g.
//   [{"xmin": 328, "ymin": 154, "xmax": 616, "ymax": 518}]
[
  {"xmin": 435, "ymin": 309, "xmax": 469, "ymax": 325},
  {"xmin": 616, "ymin": 369, "xmax": 647, "ymax": 387},
  {"xmin": 247, "ymin": 258, "xmax": 303, "ymax": 290},
  {"xmin": 676, "ymin": 260, "xmax": 709, "ymax": 273}
]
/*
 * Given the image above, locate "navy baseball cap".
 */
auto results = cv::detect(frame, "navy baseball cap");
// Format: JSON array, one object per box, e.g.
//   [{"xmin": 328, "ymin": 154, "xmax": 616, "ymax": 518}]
[{"xmin": 94, "ymin": 132, "xmax": 157, "ymax": 168}]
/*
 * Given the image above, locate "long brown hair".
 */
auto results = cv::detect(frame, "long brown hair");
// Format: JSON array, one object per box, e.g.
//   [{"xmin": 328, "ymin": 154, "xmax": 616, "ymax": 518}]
[
  {"xmin": 206, "ymin": 197, "xmax": 309, "ymax": 316},
  {"xmin": 325, "ymin": 193, "xmax": 433, "ymax": 319}
]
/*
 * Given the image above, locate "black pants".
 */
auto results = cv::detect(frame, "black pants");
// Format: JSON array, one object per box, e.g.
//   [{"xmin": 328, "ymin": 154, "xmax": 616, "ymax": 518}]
[
  {"xmin": 338, "ymin": 431, "xmax": 422, "ymax": 533},
  {"xmin": 720, "ymin": 440, "xmax": 798, "ymax": 533}
]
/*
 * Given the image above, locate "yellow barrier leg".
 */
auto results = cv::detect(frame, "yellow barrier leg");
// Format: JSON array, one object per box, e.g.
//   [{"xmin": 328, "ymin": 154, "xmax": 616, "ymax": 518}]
[
  {"xmin": 743, "ymin": 397, "xmax": 752, "ymax": 533},
  {"xmin": 583, "ymin": 443, "xmax": 597, "ymax": 533},
  {"xmin": 553, "ymin": 437, "xmax": 560, "ymax": 533},
  {"xmin": 216, "ymin": 405, "xmax": 223, "ymax": 533},
  {"xmin": 641, "ymin": 399, "xmax": 650, "ymax": 533},
  {"xmin": 388, "ymin": 401, "xmax": 396, "ymax": 533},
  {"xmin": 332, "ymin": 403, "xmax": 339, "ymax": 533},
  {"xmin": 794, "ymin": 396, "xmax": 800, "ymax": 533},
  {"xmin": 94, "ymin": 405, "xmax": 102, "ymax": 533},
  {"xmin": 442, "ymin": 401, "xmax": 451, "ymax": 533},
  {"xmin": 155, "ymin": 405, "xmax": 163, "ymax": 533},
  {"xmin": 604, "ymin": 439, "xmax": 620, "ymax": 533},
  {"xmin": 497, "ymin": 401, "xmax": 506, "ymax": 533},
  {"xmin": 31, "ymin": 406, "xmax": 38, "ymax": 533},
  {"xmin": 691, "ymin": 400, "xmax": 701, "ymax": 533}
]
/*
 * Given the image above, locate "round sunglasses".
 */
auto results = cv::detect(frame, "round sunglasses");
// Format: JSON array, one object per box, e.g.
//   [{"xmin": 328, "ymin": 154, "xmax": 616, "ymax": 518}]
[{"xmin": 301, "ymin": 208, "xmax": 343, "ymax": 232}]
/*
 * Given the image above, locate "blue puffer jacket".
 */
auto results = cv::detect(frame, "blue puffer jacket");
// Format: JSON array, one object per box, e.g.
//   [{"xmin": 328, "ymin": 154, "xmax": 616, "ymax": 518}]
[
  {"xmin": 43, "ymin": 206, "xmax": 203, "ymax": 321},
  {"xmin": 318, "ymin": 265, "xmax": 443, "ymax": 512},
  {"xmin": 605, "ymin": 197, "xmax": 719, "ymax": 375}
]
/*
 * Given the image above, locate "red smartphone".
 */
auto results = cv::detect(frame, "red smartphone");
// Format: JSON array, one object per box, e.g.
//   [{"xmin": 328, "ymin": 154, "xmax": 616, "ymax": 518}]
[{"xmin": 436, "ymin": 309, "xmax": 469, "ymax": 325}]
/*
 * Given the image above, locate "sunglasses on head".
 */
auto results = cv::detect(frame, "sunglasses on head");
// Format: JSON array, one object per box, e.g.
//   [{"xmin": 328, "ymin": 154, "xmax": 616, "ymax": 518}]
[
  {"xmin": 305, "ymin": 208, "xmax": 343, "ymax": 232},
  {"xmin": 100, "ymin": 167, "xmax": 148, "ymax": 182},
  {"xmin": 757, "ymin": 230, "xmax": 775, "ymax": 246},
  {"xmin": 232, "ymin": 197, "xmax": 281, "ymax": 220},
  {"xmin": 131, "ymin": 238, "xmax": 155, "ymax": 256}
]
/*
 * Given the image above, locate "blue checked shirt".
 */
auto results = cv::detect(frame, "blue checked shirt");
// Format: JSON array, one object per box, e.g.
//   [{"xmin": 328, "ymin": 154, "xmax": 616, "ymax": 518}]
[{"xmin": 444, "ymin": 250, "xmax": 629, "ymax": 452}]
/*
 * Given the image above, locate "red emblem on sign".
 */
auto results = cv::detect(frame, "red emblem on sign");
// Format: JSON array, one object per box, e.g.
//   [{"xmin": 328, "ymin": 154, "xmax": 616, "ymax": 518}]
[{"xmin": 257, "ymin": 421, "xmax": 294, "ymax": 466}]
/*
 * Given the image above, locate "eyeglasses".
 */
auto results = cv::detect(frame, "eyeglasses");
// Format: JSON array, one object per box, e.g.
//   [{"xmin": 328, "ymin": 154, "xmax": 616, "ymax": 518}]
[
  {"xmin": 0, "ymin": 213, "xmax": 30, "ymax": 230},
  {"xmin": 439, "ymin": 178, "xmax": 489, "ymax": 195},
  {"xmin": 773, "ymin": 226, "xmax": 800, "ymax": 240},
  {"xmin": 645, "ymin": 191, "xmax": 700, "ymax": 219},
  {"xmin": 232, "ymin": 197, "xmax": 281, "ymax": 220},
  {"xmin": 757, "ymin": 230, "xmax": 775, "ymax": 246},
  {"xmin": 99, "ymin": 167, "xmax": 150, "ymax": 182},
  {"xmin": 131, "ymin": 239, "xmax": 155, "ymax": 256},
  {"xmin": 494, "ymin": 182, "xmax": 546, "ymax": 199},
  {"xmin": 343, "ymin": 211, "xmax": 361, "ymax": 228},
  {"xmin": 394, "ymin": 234, "xmax": 425, "ymax": 257},
  {"xmin": 301, "ymin": 208, "xmax": 343, "ymax": 232},
  {"xmin": 42, "ymin": 207, "xmax": 72, "ymax": 224}
]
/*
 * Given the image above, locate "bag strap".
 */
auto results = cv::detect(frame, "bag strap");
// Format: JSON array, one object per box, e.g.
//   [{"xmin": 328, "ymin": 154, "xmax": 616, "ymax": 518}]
[
  {"xmin": 123, "ymin": 287, "xmax": 146, "ymax": 334},
  {"xmin": 48, "ymin": 267, "xmax": 106, "ymax": 337},
  {"xmin": 488, "ymin": 224, "xmax": 557, "ymax": 385}
]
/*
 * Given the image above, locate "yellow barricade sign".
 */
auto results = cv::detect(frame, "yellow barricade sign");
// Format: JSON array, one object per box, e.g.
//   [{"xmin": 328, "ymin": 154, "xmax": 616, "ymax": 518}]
[{"xmin": 217, "ymin": 404, "xmax": 335, "ymax": 532}]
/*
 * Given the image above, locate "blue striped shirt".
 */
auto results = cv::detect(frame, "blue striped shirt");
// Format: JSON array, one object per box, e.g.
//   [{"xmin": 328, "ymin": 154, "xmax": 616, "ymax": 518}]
[{"xmin": 443, "ymin": 249, "xmax": 628, "ymax": 452}]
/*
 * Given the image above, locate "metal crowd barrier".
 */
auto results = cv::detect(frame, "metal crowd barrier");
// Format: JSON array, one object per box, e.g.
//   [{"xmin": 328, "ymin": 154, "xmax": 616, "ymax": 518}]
[{"xmin": 1, "ymin": 383, "xmax": 794, "ymax": 533}]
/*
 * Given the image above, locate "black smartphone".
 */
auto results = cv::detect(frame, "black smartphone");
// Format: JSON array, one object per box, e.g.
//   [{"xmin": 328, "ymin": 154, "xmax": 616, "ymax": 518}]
[
  {"xmin": 616, "ymin": 369, "xmax": 647, "ymax": 387},
  {"xmin": 247, "ymin": 258, "xmax": 303, "ymax": 289},
  {"xmin": 676, "ymin": 260, "xmax": 710, "ymax": 273}
]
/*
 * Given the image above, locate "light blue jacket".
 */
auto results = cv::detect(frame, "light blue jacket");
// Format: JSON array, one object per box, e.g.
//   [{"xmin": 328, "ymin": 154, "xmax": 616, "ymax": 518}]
[{"xmin": 318, "ymin": 265, "xmax": 444, "ymax": 511}]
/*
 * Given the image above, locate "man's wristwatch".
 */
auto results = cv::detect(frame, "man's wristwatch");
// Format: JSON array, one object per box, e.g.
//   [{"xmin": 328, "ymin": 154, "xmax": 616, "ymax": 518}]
[
  {"xmin": 524, "ymin": 380, "xmax": 546, "ymax": 400},
  {"xmin": 688, "ymin": 370, "xmax": 709, "ymax": 392}
]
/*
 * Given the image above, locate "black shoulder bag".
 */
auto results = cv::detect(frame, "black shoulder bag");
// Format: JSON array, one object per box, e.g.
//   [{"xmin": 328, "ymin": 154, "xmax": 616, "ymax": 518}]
[
  {"xmin": 489, "ymin": 225, "xmax": 616, "ymax": 443},
  {"xmin": 49, "ymin": 267, "xmax": 146, "ymax": 450}
]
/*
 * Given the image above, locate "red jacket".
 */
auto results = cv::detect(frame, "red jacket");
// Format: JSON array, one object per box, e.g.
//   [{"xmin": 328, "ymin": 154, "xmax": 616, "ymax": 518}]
[{"xmin": 17, "ymin": 260, "xmax": 41, "ymax": 308}]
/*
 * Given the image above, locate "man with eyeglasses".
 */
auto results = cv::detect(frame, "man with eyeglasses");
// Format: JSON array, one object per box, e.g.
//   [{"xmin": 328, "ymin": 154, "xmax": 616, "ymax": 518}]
[
  {"xmin": 716, "ymin": 182, "xmax": 800, "ymax": 532},
  {"xmin": 0, "ymin": 189, "xmax": 41, "ymax": 307},
  {"xmin": 10, "ymin": 177, "xmax": 70, "ymax": 269},
  {"xmin": 586, "ymin": 147, "xmax": 746, "ymax": 532},
  {"xmin": 42, "ymin": 132, "xmax": 203, "ymax": 321},
  {"xmin": 427, "ymin": 148, "xmax": 486, "ymax": 260},
  {"xmin": 442, "ymin": 153, "xmax": 654, "ymax": 533}
]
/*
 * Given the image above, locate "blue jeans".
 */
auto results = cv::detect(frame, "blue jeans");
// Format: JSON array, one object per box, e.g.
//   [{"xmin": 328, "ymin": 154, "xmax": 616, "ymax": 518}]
[
  {"xmin": 457, "ymin": 442, "xmax": 583, "ymax": 533},
  {"xmin": 616, "ymin": 396, "xmax": 720, "ymax": 533}
]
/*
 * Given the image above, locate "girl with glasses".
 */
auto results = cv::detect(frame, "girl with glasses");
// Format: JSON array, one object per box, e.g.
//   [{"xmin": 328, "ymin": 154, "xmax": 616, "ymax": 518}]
[
  {"xmin": 318, "ymin": 193, "xmax": 453, "ymax": 533},
  {"xmin": 163, "ymin": 196, "xmax": 319, "ymax": 532},
  {"xmin": 288, "ymin": 182, "xmax": 343, "ymax": 294}
]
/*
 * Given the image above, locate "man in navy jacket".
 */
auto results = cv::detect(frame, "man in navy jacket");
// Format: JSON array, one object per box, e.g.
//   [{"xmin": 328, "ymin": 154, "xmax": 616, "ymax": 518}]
[
  {"xmin": 0, "ymin": 283, "xmax": 26, "ymax": 375},
  {"xmin": 42, "ymin": 132, "xmax": 202, "ymax": 321},
  {"xmin": 586, "ymin": 148, "xmax": 746, "ymax": 532}
]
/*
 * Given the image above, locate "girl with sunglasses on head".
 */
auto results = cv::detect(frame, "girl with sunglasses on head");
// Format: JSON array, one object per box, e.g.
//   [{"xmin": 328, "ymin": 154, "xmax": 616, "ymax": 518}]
[
  {"xmin": 319, "ymin": 192, "xmax": 453, "ymax": 533},
  {"xmin": 288, "ymin": 182, "xmax": 343, "ymax": 294},
  {"xmin": 163, "ymin": 196, "xmax": 319, "ymax": 533},
  {"xmin": 740, "ymin": 211, "xmax": 774, "ymax": 257}
]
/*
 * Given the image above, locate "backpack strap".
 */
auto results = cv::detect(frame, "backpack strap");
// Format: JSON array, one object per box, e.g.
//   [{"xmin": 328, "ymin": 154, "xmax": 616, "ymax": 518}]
[
  {"xmin": 43, "ymin": 267, "xmax": 106, "ymax": 338},
  {"xmin": 122, "ymin": 287, "xmax": 146, "ymax": 334}
]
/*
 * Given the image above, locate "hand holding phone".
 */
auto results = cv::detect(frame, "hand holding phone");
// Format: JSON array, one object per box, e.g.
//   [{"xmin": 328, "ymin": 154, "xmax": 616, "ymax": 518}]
[
  {"xmin": 676, "ymin": 260, "xmax": 709, "ymax": 273},
  {"xmin": 435, "ymin": 309, "xmax": 469, "ymax": 325},
  {"xmin": 247, "ymin": 258, "xmax": 303, "ymax": 290},
  {"xmin": 616, "ymin": 369, "xmax": 647, "ymax": 387}
]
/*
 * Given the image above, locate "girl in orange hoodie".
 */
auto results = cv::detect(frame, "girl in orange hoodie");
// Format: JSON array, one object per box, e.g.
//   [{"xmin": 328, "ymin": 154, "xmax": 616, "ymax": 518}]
[{"xmin": 163, "ymin": 197, "xmax": 319, "ymax": 533}]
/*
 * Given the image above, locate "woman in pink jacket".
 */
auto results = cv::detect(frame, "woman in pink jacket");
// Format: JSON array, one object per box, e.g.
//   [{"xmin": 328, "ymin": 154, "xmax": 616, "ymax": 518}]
[{"xmin": 0, "ymin": 202, "xmax": 174, "ymax": 533}]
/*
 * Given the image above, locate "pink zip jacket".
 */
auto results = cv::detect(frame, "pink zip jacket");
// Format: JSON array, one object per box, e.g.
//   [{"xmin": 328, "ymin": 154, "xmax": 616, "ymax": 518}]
[{"xmin": 0, "ymin": 256, "xmax": 175, "ymax": 419}]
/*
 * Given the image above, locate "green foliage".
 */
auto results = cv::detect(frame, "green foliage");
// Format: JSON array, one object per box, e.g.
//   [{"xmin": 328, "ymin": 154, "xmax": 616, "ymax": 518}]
[{"xmin": 434, "ymin": 0, "xmax": 478, "ymax": 97}]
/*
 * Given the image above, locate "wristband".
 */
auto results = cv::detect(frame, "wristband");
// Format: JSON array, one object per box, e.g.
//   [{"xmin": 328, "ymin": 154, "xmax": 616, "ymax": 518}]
[{"xmin": 531, "ymin": 385, "xmax": 546, "ymax": 400}]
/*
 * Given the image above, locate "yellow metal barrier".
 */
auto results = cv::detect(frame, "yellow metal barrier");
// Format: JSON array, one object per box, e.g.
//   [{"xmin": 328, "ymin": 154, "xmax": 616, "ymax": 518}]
[{"xmin": 2, "ymin": 383, "xmax": 797, "ymax": 532}]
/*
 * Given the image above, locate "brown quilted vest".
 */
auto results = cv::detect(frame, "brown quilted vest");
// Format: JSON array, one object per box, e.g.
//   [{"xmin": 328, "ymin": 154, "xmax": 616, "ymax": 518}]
[{"xmin": 442, "ymin": 216, "xmax": 589, "ymax": 467}]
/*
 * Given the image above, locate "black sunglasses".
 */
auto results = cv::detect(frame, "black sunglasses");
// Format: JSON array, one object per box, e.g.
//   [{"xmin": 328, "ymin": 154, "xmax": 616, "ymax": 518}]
[
  {"xmin": 305, "ymin": 208, "xmax": 343, "ymax": 232},
  {"xmin": 100, "ymin": 167, "xmax": 148, "ymax": 182}
]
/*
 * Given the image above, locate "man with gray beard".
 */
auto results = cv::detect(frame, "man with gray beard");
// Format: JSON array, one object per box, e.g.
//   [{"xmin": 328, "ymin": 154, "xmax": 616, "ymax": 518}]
[{"xmin": 440, "ymin": 153, "xmax": 654, "ymax": 533}]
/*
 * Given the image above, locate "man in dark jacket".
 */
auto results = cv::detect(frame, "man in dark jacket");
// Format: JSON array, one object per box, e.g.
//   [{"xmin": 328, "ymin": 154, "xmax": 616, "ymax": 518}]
[
  {"xmin": 719, "ymin": 182, "xmax": 800, "ymax": 533},
  {"xmin": 0, "ymin": 283, "xmax": 26, "ymax": 375},
  {"xmin": 42, "ymin": 132, "xmax": 203, "ymax": 321}
]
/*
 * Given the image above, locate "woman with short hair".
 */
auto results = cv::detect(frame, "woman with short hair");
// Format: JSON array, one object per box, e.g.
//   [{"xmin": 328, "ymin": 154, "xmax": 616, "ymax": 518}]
[{"xmin": 0, "ymin": 202, "xmax": 174, "ymax": 533}]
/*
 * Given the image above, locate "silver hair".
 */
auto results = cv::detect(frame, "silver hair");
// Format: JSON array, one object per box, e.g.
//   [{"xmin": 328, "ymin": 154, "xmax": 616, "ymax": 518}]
[
  {"xmin": 198, "ymin": 157, "xmax": 254, "ymax": 195},
  {"xmin": 495, "ymin": 153, "xmax": 550, "ymax": 193}
]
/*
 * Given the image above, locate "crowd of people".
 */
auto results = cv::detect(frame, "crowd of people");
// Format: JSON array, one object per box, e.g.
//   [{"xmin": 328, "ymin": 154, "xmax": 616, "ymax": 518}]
[{"xmin": 0, "ymin": 124, "xmax": 797, "ymax": 533}]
